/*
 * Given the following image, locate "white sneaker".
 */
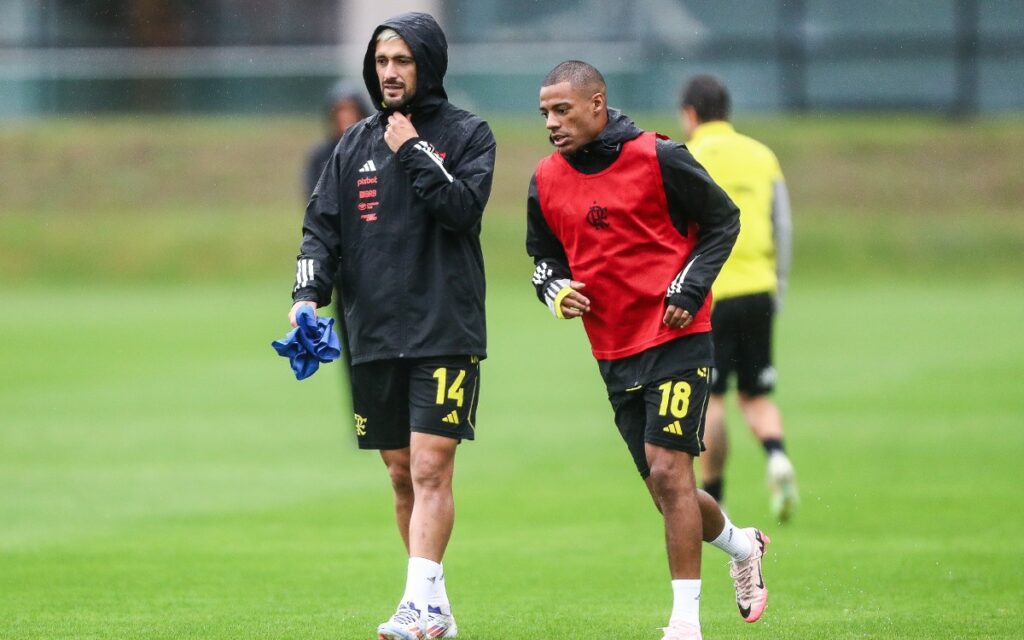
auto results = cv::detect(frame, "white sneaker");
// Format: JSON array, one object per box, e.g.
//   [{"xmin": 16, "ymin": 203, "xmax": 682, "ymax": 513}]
[
  {"xmin": 424, "ymin": 605, "xmax": 457, "ymax": 638},
  {"xmin": 377, "ymin": 602, "xmax": 426, "ymax": 640},
  {"xmin": 660, "ymin": 620, "xmax": 702, "ymax": 640},
  {"xmin": 767, "ymin": 452, "xmax": 799, "ymax": 523}
]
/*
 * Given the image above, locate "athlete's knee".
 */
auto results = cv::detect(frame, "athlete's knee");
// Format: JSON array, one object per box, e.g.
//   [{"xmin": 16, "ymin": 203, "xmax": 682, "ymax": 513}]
[
  {"xmin": 738, "ymin": 392, "xmax": 780, "ymax": 422},
  {"xmin": 648, "ymin": 464, "xmax": 683, "ymax": 500},
  {"xmin": 383, "ymin": 456, "xmax": 413, "ymax": 495},
  {"xmin": 388, "ymin": 464, "xmax": 413, "ymax": 495},
  {"xmin": 410, "ymin": 449, "xmax": 453, "ymax": 491},
  {"xmin": 646, "ymin": 451, "xmax": 695, "ymax": 506}
]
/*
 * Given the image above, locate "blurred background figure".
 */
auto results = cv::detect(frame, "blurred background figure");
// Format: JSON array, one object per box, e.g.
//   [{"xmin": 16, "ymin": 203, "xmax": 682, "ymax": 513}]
[
  {"xmin": 304, "ymin": 80, "xmax": 372, "ymax": 197},
  {"xmin": 302, "ymin": 81, "xmax": 372, "ymax": 384},
  {"xmin": 680, "ymin": 74, "xmax": 798, "ymax": 523}
]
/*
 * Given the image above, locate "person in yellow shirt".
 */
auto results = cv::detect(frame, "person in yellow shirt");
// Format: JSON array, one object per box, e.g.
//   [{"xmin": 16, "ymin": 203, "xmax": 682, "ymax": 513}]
[{"xmin": 679, "ymin": 75, "xmax": 798, "ymax": 522}]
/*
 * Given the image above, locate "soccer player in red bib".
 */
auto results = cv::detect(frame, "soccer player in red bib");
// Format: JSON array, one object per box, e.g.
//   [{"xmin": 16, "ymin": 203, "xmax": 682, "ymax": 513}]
[{"xmin": 527, "ymin": 61, "xmax": 773, "ymax": 640}]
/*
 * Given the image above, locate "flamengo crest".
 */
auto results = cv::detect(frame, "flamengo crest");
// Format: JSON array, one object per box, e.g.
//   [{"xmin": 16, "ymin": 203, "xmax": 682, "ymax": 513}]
[{"xmin": 586, "ymin": 202, "xmax": 609, "ymax": 229}]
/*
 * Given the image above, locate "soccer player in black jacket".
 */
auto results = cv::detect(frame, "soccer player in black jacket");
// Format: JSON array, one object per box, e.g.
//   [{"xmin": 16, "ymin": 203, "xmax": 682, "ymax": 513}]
[{"xmin": 287, "ymin": 12, "xmax": 495, "ymax": 640}]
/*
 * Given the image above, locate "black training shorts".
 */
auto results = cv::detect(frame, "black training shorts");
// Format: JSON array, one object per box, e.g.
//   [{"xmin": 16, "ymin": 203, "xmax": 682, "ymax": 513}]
[
  {"xmin": 710, "ymin": 292, "xmax": 776, "ymax": 396},
  {"xmin": 349, "ymin": 355, "xmax": 481, "ymax": 450},
  {"xmin": 608, "ymin": 367, "xmax": 712, "ymax": 477}
]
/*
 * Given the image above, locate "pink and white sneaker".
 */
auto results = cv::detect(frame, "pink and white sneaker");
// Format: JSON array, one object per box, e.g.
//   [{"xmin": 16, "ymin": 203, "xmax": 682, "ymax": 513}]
[
  {"xmin": 659, "ymin": 620, "xmax": 702, "ymax": 640},
  {"xmin": 730, "ymin": 528, "xmax": 770, "ymax": 622}
]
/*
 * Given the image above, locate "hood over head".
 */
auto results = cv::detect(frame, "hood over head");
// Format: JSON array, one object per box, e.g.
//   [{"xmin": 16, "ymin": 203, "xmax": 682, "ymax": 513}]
[{"xmin": 362, "ymin": 12, "xmax": 448, "ymax": 115}]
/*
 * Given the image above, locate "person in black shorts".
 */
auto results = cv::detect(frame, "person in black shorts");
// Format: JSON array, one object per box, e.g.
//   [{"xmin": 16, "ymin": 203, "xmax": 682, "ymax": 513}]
[
  {"xmin": 680, "ymin": 75, "xmax": 798, "ymax": 523},
  {"xmin": 527, "ymin": 60, "xmax": 773, "ymax": 639},
  {"xmin": 286, "ymin": 13, "xmax": 496, "ymax": 639}
]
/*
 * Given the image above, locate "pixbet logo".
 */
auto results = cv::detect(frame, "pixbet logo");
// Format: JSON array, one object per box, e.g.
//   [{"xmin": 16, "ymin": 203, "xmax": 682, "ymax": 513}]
[{"xmin": 356, "ymin": 173, "xmax": 380, "ymax": 222}]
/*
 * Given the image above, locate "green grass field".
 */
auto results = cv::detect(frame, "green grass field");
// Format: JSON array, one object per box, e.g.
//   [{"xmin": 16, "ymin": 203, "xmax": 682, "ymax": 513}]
[{"xmin": 2, "ymin": 115, "xmax": 1023, "ymax": 639}]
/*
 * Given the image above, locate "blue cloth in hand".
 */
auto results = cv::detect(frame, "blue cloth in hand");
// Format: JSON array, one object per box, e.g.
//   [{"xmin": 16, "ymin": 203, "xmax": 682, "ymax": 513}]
[{"xmin": 271, "ymin": 305, "xmax": 341, "ymax": 380}]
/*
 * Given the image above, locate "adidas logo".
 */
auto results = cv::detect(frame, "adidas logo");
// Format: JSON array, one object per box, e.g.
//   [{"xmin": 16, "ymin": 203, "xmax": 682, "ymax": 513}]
[
  {"xmin": 663, "ymin": 420, "xmax": 683, "ymax": 436},
  {"xmin": 442, "ymin": 410, "xmax": 459, "ymax": 425},
  {"xmin": 358, "ymin": 159, "xmax": 376, "ymax": 173}
]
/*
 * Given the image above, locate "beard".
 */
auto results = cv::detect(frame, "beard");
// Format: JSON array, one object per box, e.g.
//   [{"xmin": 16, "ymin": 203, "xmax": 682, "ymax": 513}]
[
  {"xmin": 381, "ymin": 84, "xmax": 413, "ymax": 110},
  {"xmin": 384, "ymin": 96, "xmax": 411, "ymax": 109}
]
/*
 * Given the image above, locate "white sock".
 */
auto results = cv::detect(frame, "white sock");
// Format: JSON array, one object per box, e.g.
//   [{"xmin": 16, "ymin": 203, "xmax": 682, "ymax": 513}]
[
  {"xmin": 400, "ymin": 556, "xmax": 441, "ymax": 610},
  {"xmin": 710, "ymin": 514, "xmax": 753, "ymax": 561},
  {"xmin": 428, "ymin": 563, "xmax": 451, "ymax": 613},
  {"xmin": 669, "ymin": 579, "xmax": 701, "ymax": 628}
]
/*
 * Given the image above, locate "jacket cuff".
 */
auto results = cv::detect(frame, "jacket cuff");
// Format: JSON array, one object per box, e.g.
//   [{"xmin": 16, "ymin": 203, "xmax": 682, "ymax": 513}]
[
  {"xmin": 396, "ymin": 136, "xmax": 422, "ymax": 157},
  {"xmin": 667, "ymin": 291, "xmax": 704, "ymax": 317},
  {"xmin": 292, "ymin": 289, "xmax": 326, "ymax": 307}
]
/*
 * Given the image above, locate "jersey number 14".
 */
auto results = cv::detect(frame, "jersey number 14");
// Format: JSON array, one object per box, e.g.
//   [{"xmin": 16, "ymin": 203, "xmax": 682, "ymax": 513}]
[{"xmin": 433, "ymin": 368, "xmax": 466, "ymax": 407}]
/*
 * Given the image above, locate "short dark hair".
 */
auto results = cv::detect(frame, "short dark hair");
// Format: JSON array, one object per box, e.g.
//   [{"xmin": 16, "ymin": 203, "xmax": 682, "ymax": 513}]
[
  {"xmin": 681, "ymin": 74, "xmax": 730, "ymax": 122},
  {"xmin": 542, "ymin": 60, "xmax": 606, "ymax": 95}
]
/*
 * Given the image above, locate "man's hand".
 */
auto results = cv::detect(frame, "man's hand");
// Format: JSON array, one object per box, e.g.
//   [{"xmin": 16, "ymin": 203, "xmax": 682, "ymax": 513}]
[
  {"xmin": 558, "ymin": 281, "xmax": 591, "ymax": 319},
  {"xmin": 385, "ymin": 112, "xmax": 418, "ymax": 152},
  {"xmin": 663, "ymin": 304, "xmax": 693, "ymax": 329},
  {"xmin": 289, "ymin": 301, "xmax": 318, "ymax": 328}
]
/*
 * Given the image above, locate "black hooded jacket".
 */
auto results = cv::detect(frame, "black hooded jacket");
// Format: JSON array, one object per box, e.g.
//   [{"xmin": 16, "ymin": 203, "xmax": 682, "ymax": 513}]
[{"xmin": 292, "ymin": 13, "xmax": 497, "ymax": 365}]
